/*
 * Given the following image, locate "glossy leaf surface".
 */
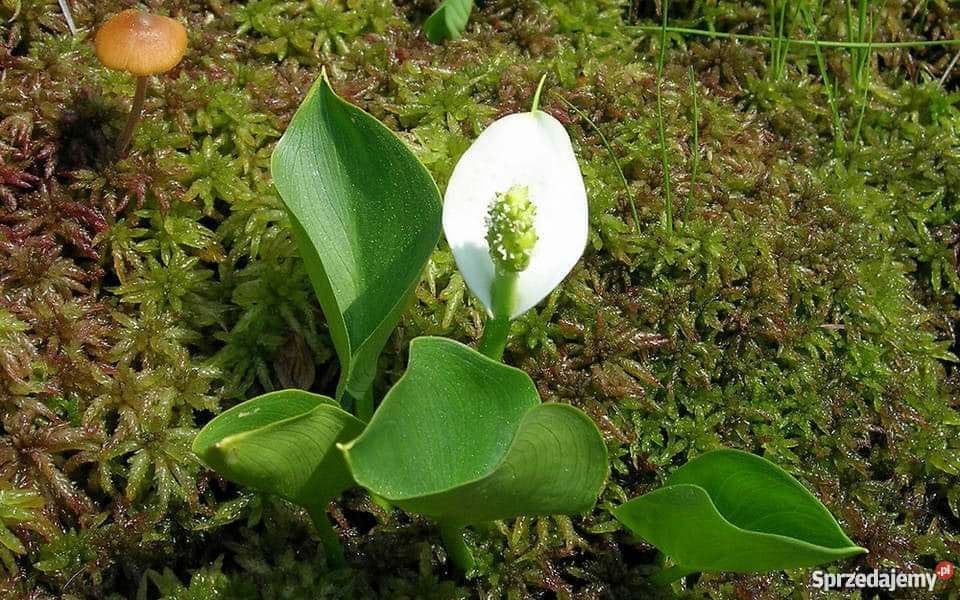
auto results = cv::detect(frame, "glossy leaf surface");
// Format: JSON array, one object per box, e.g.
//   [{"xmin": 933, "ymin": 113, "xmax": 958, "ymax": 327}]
[
  {"xmin": 271, "ymin": 73, "xmax": 442, "ymax": 408},
  {"xmin": 192, "ymin": 390, "xmax": 365, "ymax": 508},
  {"xmin": 613, "ymin": 449, "xmax": 867, "ymax": 574},
  {"xmin": 424, "ymin": 0, "xmax": 474, "ymax": 43},
  {"xmin": 342, "ymin": 337, "xmax": 607, "ymax": 523}
]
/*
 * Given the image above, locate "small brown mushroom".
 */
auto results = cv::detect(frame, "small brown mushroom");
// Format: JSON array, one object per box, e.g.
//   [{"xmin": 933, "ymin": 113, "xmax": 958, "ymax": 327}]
[{"xmin": 94, "ymin": 10, "xmax": 187, "ymax": 157}]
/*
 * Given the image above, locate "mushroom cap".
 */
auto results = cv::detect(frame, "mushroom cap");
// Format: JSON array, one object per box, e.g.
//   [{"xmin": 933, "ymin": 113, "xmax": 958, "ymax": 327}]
[{"xmin": 94, "ymin": 10, "xmax": 187, "ymax": 76}]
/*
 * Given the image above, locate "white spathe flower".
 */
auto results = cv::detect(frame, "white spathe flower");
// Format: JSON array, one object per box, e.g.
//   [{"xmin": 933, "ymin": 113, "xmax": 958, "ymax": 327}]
[{"xmin": 442, "ymin": 110, "xmax": 588, "ymax": 320}]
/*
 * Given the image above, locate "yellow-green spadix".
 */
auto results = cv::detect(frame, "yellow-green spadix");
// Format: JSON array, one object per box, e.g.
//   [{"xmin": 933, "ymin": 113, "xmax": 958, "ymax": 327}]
[{"xmin": 442, "ymin": 110, "xmax": 588, "ymax": 320}]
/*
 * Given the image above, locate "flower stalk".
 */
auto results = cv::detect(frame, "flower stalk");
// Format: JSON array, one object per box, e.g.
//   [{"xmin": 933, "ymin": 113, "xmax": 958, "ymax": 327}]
[{"xmin": 477, "ymin": 273, "xmax": 515, "ymax": 360}]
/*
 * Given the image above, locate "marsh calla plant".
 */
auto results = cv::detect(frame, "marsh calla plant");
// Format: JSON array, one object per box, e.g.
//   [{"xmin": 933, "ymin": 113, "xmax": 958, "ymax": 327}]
[
  {"xmin": 424, "ymin": 0, "xmax": 473, "ymax": 43},
  {"xmin": 193, "ymin": 73, "xmax": 607, "ymax": 570},
  {"xmin": 613, "ymin": 449, "xmax": 867, "ymax": 584},
  {"xmin": 271, "ymin": 70, "xmax": 442, "ymax": 421},
  {"xmin": 340, "ymin": 337, "xmax": 607, "ymax": 571},
  {"xmin": 443, "ymin": 87, "xmax": 588, "ymax": 359},
  {"xmin": 192, "ymin": 390, "xmax": 364, "ymax": 564}
]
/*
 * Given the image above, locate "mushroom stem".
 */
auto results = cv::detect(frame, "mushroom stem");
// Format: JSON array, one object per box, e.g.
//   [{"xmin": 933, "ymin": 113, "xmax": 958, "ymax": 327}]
[{"xmin": 115, "ymin": 75, "xmax": 147, "ymax": 157}]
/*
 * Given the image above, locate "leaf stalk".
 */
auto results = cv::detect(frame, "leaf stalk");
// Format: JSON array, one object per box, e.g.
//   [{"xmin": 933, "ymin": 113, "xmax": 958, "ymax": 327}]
[
  {"xmin": 439, "ymin": 522, "xmax": 475, "ymax": 572},
  {"xmin": 356, "ymin": 387, "xmax": 374, "ymax": 423},
  {"xmin": 306, "ymin": 501, "xmax": 345, "ymax": 567},
  {"xmin": 649, "ymin": 563, "xmax": 697, "ymax": 585}
]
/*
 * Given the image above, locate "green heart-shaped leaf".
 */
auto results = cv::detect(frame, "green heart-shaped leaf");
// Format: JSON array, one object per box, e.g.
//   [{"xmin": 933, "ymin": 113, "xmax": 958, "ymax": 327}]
[
  {"xmin": 613, "ymin": 449, "xmax": 867, "ymax": 578},
  {"xmin": 341, "ymin": 337, "xmax": 607, "ymax": 523},
  {"xmin": 424, "ymin": 0, "xmax": 474, "ymax": 43},
  {"xmin": 271, "ymin": 72, "xmax": 442, "ymax": 413},
  {"xmin": 192, "ymin": 390, "xmax": 364, "ymax": 509}
]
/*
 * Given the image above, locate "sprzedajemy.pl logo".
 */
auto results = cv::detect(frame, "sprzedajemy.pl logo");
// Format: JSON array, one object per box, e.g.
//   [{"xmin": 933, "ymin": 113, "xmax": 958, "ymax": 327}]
[{"xmin": 810, "ymin": 562, "xmax": 954, "ymax": 593}]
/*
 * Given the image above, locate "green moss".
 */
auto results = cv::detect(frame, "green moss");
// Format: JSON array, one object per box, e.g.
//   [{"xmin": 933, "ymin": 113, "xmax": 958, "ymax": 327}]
[{"xmin": 0, "ymin": 0, "xmax": 957, "ymax": 597}]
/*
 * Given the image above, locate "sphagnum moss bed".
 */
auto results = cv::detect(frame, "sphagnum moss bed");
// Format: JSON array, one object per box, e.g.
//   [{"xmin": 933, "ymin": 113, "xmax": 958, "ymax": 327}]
[{"xmin": 0, "ymin": 0, "xmax": 958, "ymax": 598}]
